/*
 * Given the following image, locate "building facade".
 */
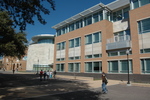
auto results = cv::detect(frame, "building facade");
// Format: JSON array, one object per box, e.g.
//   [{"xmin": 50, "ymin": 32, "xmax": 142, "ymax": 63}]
[
  {"xmin": 52, "ymin": 0, "xmax": 150, "ymax": 82},
  {"xmin": 26, "ymin": 34, "xmax": 55, "ymax": 72}
]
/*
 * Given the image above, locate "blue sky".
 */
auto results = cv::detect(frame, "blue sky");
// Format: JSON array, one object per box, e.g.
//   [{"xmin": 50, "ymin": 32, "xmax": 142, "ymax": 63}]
[{"xmin": 25, "ymin": 0, "xmax": 115, "ymax": 41}]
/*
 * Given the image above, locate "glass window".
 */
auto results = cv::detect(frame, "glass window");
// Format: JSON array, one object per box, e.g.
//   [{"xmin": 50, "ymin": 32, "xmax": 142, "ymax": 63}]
[
  {"xmin": 85, "ymin": 34, "xmax": 92, "ymax": 44},
  {"xmin": 99, "ymin": 11, "xmax": 103, "ymax": 21},
  {"xmin": 138, "ymin": 18, "xmax": 150, "ymax": 34},
  {"xmin": 108, "ymin": 52, "xmax": 118, "ymax": 56},
  {"xmin": 108, "ymin": 61, "xmax": 118, "ymax": 73},
  {"xmin": 123, "ymin": 7, "xmax": 130, "ymax": 19},
  {"xmin": 85, "ymin": 55, "xmax": 92, "ymax": 59},
  {"xmin": 61, "ymin": 42, "xmax": 66, "ymax": 50},
  {"xmin": 86, "ymin": 16, "xmax": 92, "ymax": 25},
  {"xmin": 68, "ymin": 63, "xmax": 74, "ymax": 72},
  {"xmin": 76, "ymin": 21, "xmax": 80, "ymax": 29},
  {"xmin": 93, "ymin": 13, "xmax": 99, "ymax": 23},
  {"xmin": 93, "ymin": 62, "xmax": 101, "ymax": 72},
  {"xmin": 75, "ymin": 56, "xmax": 80, "ymax": 60},
  {"xmin": 141, "ymin": 59, "xmax": 150, "ymax": 73},
  {"xmin": 69, "ymin": 57, "xmax": 74, "ymax": 60},
  {"xmin": 140, "ymin": 0, "xmax": 150, "ymax": 6},
  {"xmin": 75, "ymin": 37, "xmax": 80, "ymax": 47},
  {"xmin": 74, "ymin": 63, "xmax": 80, "ymax": 72},
  {"xmin": 120, "ymin": 51, "xmax": 126, "ymax": 55},
  {"xmin": 57, "ymin": 29, "xmax": 61, "ymax": 36},
  {"xmin": 57, "ymin": 43, "xmax": 61, "ymax": 50},
  {"xmin": 93, "ymin": 32, "xmax": 99, "ymax": 43},
  {"xmin": 133, "ymin": 0, "xmax": 139, "ymax": 9},
  {"xmin": 85, "ymin": 62, "xmax": 92, "ymax": 72},
  {"xmin": 69, "ymin": 23, "xmax": 74, "ymax": 32},
  {"xmin": 140, "ymin": 48, "xmax": 150, "ymax": 53},
  {"xmin": 93, "ymin": 54, "xmax": 100, "ymax": 58},
  {"xmin": 69, "ymin": 39, "xmax": 74, "ymax": 48}
]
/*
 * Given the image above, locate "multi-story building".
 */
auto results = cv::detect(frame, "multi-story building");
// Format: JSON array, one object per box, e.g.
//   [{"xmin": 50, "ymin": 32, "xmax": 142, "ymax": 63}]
[
  {"xmin": 26, "ymin": 34, "xmax": 55, "ymax": 72},
  {"xmin": 52, "ymin": 0, "xmax": 150, "ymax": 82}
]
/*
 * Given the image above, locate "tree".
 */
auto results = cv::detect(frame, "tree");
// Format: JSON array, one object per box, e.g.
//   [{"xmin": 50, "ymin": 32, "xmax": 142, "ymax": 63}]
[
  {"xmin": 0, "ymin": 11, "xmax": 27, "ymax": 59},
  {"xmin": 0, "ymin": 0, "xmax": 55, "ymax": 31}
]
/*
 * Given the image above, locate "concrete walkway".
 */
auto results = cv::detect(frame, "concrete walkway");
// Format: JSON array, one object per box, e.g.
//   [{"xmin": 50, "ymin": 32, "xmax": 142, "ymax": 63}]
[{"xmin": 56, "ymin": 75, "xmax": 150, "ymax": 88}]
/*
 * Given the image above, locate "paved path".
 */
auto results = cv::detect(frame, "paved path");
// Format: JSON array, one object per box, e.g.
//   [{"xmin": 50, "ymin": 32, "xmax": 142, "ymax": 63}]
[{"xmin": 0, "ymin": 70, "xmax": 150, "ymax": 100}]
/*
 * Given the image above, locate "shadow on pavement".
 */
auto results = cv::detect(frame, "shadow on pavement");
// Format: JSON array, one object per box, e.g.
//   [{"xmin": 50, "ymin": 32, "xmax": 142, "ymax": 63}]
[{"xmin": 0, "ymin": 73, "xmax": 97, "ymax": 100}]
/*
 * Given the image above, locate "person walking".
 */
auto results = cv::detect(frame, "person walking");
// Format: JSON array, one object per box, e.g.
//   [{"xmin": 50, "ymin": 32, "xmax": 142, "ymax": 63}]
[
  {"xmin": 46, "ymin": 70, "xmax": 50, "ymax": 80},
  {"xmin": 101, "ymin": 72, "xmax": 108, "ymax": 94},
  {"xmin": 53, "ymin": 70, "xmax": 56, "ymax": 79},
  {"xmin": 50, "ymin": 71, "xmax": 53, "ymax": 79},
  {"xmin": 43, "ymin": 71, "xmax": 47, "ymax": 81},
  {"xmin": 39, "ymin": 70, "xmax": 43, "ymax": 81}
]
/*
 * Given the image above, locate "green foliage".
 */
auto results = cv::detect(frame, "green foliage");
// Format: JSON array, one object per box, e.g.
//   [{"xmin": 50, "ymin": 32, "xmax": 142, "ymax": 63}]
[
  {"xmin": 0, "ymin": 11, "xmax": 27, "ymax": 59},
  {"xmin": 0, "ymin": 0, "xmax": 55, "ymax": 31}
]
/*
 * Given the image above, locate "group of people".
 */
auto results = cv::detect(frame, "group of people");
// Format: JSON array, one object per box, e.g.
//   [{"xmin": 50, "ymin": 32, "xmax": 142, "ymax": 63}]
[{"xmin": 39, "ymin": 70, "xmax": 56, "ymax": 81}]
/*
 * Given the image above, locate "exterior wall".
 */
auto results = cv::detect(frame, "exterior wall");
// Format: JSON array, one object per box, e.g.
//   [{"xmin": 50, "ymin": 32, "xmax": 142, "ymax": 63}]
[
  {"xmin": 54, "ymin": 20, "xmax": 113, "ymax": 73},
  {"xmin": 53, "ymin": 2, "xmax": 150, "ymax": 82},
  {"xmin": 2, "ymin": 57, "xmax": 27, "ymax": 71},
  {"xmin": 129, "ymin": 4, "xmax": 150, "ymax": 74},
  {"xmin": 26, "ymin": 43, "xmax": 54, "ymax": 70}
]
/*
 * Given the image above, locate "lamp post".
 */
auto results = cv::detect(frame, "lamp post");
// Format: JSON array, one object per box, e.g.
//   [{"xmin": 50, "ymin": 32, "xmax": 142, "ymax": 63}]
[{"xmin": 126, "ymin": 49, "xmax": 131, "ymax": 86}]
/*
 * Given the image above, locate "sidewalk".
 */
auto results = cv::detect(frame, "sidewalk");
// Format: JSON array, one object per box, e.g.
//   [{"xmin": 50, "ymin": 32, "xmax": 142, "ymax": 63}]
[{"xmin": 56, "ymin": 75, "xmax": 150, "ymax": 88}]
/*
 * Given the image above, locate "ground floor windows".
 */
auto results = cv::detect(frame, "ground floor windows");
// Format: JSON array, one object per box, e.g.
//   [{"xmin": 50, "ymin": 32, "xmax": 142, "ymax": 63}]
[
  {"xmin": 108, "ymin": 60, "xmax": 132, "ymax": 73},
  {"xmin": 141, "ymin": 59, "xmax": 150, "ymax": 74},
  {"xmin": 68, "ymin": 63, "xmax": 80, "ymax": 72},
  {"xmin": 56, "ymin": 63, "xmax": 65, "ymax": 72},
  {"xmin": 33, "ymin": 64, "xmax": 53, "ymax": 72},
  {"xmin": 85, "ymin": 61, "xmax": 102, "ymax": 73}
]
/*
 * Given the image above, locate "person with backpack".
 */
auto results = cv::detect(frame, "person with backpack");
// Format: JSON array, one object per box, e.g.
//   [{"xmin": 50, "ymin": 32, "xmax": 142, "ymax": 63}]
[
  {"xmin": 39, "ymin": 70, "xmax": 43, "ymax": 81},
  {"xmin": 101, "ymin": 72, "xmax": 108, "ymax": 94}
]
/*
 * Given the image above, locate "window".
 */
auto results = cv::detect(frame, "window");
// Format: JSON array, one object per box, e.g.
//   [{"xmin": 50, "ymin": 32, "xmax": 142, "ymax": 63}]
[
  {"xmin": 123, "ymin": 7, "xmax": 130, "ymax": 19},
  {"xmin": 85, "ymin": 34, "xmax": 92, "ymax": 44},
  {"xmin": 84, "ymin": 16, "xmax": 92, "ymax": 26},
  {"xmin": 57, "ymin": 42, "xmax": 66, "ymax": 50},
  {"xmin": 75, "ymin": 37, "xmax": 80, "ymax": 47},
  {"xmin": 140, "ymin": 48, "xmax": 150, "ymax": 53},
  {"xmin": 141, "ymin": 59, "xmax": 150, "ymax": 73},
  {"xmin": 69, "ymin": 39, "xmax": 74, "ymax": 48},
  {"xmin": 93, "ymin": 13, "xmax": 99, "ymax": 23},
  {"xmin": 68, "ymin": 63, "xmax": 80, "ymax": 72},
  {"xmin": 85, "ymin": 62, "xmax": 92, "ymax": 72},
  {"xmin": 69, "ymin": 23, "xmax": 74, "ymax": 32},
  {"xmin": 85, "ymin": 62, "xmax": 102, "ymax": 73},
  {"xmin": 108, "ymin": 52, "xmax": 118, "ymax": 56},
  {"xmin": 85, "ymin": 32, "xmax": 101, "ymax": 45},
  {"xmin": 138, "ymin": 18, "xmax": 150, "ymax": 34},
  {"xmin": 93, "ymin": 32, "xmax": 100, "ymax": 43},
  {"xmin": 57, "ymin": 43, "xmax": 61, "ymax": 50},
  {"xmin": 85, "ymin": 55, "xmax": 92, "ymax": 59},
  {"xmin": 69, "ymin": 57, "xmax": 74, "ymax": 60},
  {"xmin": 114, "ymin": 30, "xmax": 130, "ymax": 42},
  {"xmin": 133, "ymin": 0, "xmax": 139, "ymax": 9},
  {"xmin": 38, "ymin": 39, "xmax": 54, "ymax": 44},
  {"xmin": 61, "ymin": 42, "xmax": 66, "ymax": 50},
  {"xmin": 108, "ymin": 60, "xmax": 132, "ymax": 73},
  {"xmin": 57, "ymin": 29, "xmax": 61, "ymax": 36},
  {"xmin": 56, "ymin": 64, "xmax": 64, "ymax": 72},
  {"xmin": 69, "ymin": 37, "xmax": 81, "ymax": 48},
  {"xmin": 140, "ymin": 0, "xmax": 150, "ymax": 6},
  {"xmin": 132, "ymin": 0, "xmax": 150, "ymax": 9}
]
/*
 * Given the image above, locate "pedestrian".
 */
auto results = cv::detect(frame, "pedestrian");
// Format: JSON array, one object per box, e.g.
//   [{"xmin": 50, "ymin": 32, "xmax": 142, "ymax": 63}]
[
  {"xmin": 50, "ymin": 71, "xmax": 53, "ymax": 79},
  {"xmin": 13, "ymin": 69, "xmax": 15, "ymax": 74},
  {"xmin": 46, "ymin": 70, "xmax": 50, "ymax": 79},
  {"xmin": 101, "ymin": 72, "xmax": 108, "ymax": 94},
  {"xmin": 53, "ymin": 70, "xmax": 56, "ymax": 79},
  {"xmin": 43, "ymin": 71, "xmax": 47, "ymax": 81},
  {"xmin": 39, "ymin": 70, "xmax": 43, "ymax": 81}
]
